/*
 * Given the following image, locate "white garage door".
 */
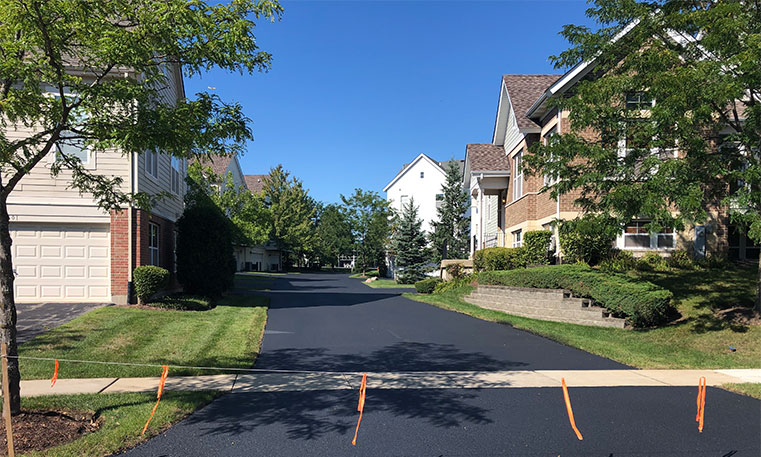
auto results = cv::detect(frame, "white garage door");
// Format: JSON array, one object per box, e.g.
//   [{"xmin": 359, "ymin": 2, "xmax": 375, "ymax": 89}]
[{"xmin": 10, "ymin": 223, "xmax": 110, "ymax": 303}]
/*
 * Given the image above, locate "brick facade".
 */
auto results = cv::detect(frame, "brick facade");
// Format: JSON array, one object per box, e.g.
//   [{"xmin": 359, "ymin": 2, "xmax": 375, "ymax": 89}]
[{"xmin": 110, "ymin": 208, "xmax": 178, "ymax": 304}]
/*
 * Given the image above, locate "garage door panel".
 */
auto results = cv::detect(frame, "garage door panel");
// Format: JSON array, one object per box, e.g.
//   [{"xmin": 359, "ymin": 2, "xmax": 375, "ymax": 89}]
[{"xmin": 11, "ymin": 223, "xmax": 110, "ymax": 303}]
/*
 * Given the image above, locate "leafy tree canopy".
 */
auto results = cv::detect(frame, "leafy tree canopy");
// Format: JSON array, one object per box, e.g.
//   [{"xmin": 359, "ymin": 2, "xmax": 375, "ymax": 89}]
[{"xmin": 341, "ymin": 188, "xmax": 391, "ymax": 273}]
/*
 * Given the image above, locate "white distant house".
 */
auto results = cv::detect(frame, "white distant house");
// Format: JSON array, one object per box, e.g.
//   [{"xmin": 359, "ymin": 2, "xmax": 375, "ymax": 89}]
[{"xmin": 383, "ymin": 153, "xmax": 463, "ymax": 234}]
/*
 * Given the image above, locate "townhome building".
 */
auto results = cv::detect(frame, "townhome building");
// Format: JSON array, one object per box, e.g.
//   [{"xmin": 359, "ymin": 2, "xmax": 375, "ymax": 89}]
[
  {"xmin": 384, "ymin": 153, "xmax": 463, "ymax": 234},
  {"xmin": 8, "ymin": 64, "xmax": 187, "ymax": 304},
  {"xmin": 463, "ymin": 143, "xmax": 509, "ymax": 254}
]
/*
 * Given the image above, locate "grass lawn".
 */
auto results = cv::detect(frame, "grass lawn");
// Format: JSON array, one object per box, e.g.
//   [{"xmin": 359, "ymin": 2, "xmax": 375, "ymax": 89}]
[
  {"xmin": 721, "ymin": 383, "xmax": 761, "ymax": 400},
  {"xmin": 19, "ymin": 392, "xmax": 218, "ymax": 457},
  {"xmin": 405, "ymin": 266, "xmax": 760, "ymax": 369},
  {"xmin": 19, "ymin": 293, "xmax": 268, "ymax": 380},
  {"xmin": 363, "ymin": 279, "xmax": 416, "ymax": 289}
]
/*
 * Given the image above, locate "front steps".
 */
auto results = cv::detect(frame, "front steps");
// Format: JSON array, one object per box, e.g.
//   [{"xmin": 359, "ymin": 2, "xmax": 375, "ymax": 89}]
[{"xmin": 464, "ymin": 284, "xmax": 627, "ymax": 328}]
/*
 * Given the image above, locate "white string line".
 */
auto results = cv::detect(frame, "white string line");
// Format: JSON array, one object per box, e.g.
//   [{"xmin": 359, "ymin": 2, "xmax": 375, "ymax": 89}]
[{"xmin": 1, "ymin": 355, "xmax": 452, "ymax": 377}]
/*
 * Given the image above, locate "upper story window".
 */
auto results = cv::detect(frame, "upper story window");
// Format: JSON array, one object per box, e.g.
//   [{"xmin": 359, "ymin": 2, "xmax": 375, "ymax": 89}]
[
  {"xmin": 400, "ymin": 195, "xmax": 409, "ymax": 208},
  {"xmin": 512, "ymin": 151, "xmax": 523, "ymax": 201},
  {"xmin": 171, "ymin": 157, "xmax": 182, "ymax": 194},
  {"xmin": 55, "ymin": 130, "xmax": 90, "ymax": 165},
  {"xmin": 420, "ymin": 171, "xmax": 424, "ymax": 179},
  {"xmin": 625, "ymin": 91, "xmax": 653, "ymax": 110},
  {"xmin": 543, "ymin": 126, "xmax": 558, "ymax": 187},
  {"xmin": 623, "ymin": 220, "xmax": 674, "ymax": 249},
  {"xmin": 149, "ymin": 223, "xmax": 160, "ymax": 266},
  {"xmin": 146, "ymin": 150, "xmax": 159, "ymax": 178}
]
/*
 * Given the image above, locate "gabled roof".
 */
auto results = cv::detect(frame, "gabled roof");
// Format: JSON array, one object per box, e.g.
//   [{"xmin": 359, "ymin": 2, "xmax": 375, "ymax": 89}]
[
  {"xmin": 502, "ymin": 75, "xmax": 561, "ymax": 129},
  {"xmin": 466, "ymin": 144, "xmax": 509, "ymax": 172},
  {"xmin": 244, "ymin": 174, "xmax": 267, "ymax": 194},
  {"xmin": 383, "ymin": 153, "xmax": 452, "ymax": 192},
  {"xmin": 190, "ymin": 154, "xmax": 234, "ymax": 176}
]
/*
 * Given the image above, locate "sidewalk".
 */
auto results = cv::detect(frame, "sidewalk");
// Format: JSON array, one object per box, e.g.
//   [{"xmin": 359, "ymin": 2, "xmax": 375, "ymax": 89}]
[{"xmin": 14, "ymin": 369, "xmax": 761, "ymax": 397}]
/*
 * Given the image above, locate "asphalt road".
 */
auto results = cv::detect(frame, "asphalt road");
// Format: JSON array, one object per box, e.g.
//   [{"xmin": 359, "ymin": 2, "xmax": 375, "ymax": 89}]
[{"xmin": 120, "ymin": 273, "xmax": 761, "ymax": 456}]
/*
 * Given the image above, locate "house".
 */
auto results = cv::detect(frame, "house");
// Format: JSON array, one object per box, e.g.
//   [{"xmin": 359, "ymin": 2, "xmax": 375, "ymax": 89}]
[
  {"xmin": 8, "ymin": 64, "xmax": 187, "ymax": 304},
  {"xmin": 384, "ymin": 153, "xmax": 464, "ymax": 233},
  {"xmin": 463, "ymin": 143, "xmax": 510, "ymax": 255},
  {"xmin": 190, "ymin": 158, "xmax": 282, "ymax": 272}
]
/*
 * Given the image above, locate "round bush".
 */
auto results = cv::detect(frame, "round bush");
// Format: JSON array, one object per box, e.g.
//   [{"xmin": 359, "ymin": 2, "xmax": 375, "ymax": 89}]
[
  {"xmin": 414, "ymin": 277, "xmax": 442, "ymax": 294},
  {"xmin": 558, "ymin": 215, "xmax": 618, "ymax": 265},
  {"xmin": 133, "ymin": 265, "xmax": 170, "ymax": 304}
]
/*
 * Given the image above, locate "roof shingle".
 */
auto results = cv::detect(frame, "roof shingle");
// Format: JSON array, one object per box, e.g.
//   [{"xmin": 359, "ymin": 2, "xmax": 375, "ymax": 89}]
[
  {"xmin": 502, "ymin": 74, "xmax": 561, "ymax": 129},
  {"xmin": 466, "ymin": 144, "xmax": 509, "ymax": 172},
  {"xmin": 190, "ymin": 155, "xmax": 235, "ymax": 176},
  {"xmin": 244, "ymin": 174, "xmax": 268, "ymax": 194}
]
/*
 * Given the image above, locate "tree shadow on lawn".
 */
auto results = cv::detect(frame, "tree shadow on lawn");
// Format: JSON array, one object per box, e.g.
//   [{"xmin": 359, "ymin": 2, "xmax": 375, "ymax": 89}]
[{"xmin": 183, "ymin": 388, "xmax": 492, "ymax": 441}]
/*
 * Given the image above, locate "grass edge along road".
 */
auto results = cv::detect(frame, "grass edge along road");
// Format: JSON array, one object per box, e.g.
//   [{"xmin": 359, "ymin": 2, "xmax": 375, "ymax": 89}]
[
  {"xmin": 17, "ymin": 391, "xmax": 219, "ymax": 457},
  {"xmin": 19, "ymin": 288, "xmax": 269, "ymax": 380},
  {"xmin": 362, "ymin": 279, "xmax": 416, "ymax": 289}
]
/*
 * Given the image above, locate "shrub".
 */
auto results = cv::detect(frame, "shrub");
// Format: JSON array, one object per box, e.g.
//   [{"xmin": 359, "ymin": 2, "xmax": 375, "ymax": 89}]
[
  {"xmin": 364, "ymin": 269, "xmax": 380, "ymax": 278},
  {"xmin": 477, "ymin": 264, "xmax": 675, "ymax": 327},
  {"xmin": 558, "ymin": 215, "xmax": 618, "ymax": 265},
  {"xmin": 473, "ymin": 247, "xmax": 527, "ymax": 272},
  {"xmin": 133, "ymin": 266, "xmax": 170, "ymax": 304},
  {"xmin": 153, "ymin": 294, "xmax": 213, "ymax": 311},
  {"xmin": 445, "ymin": 263, "xmax": 466, "ymax": 280},
  {"xmin": 523, "ymin": 230, "xmax": 553, "ymax": 265},
  {"xmin": 695, "ymin": 252, "xmax": 728, "ymax": 269},
  {"xmin": 176, "ymin": 201, "xmax": 236, "ymax": 297},
  {"xmin": 415, "ymin": 278, "xmax": 442, "ymax": 294},
  {"xmin": 665, "ymin": 250, "xmax": 693, "ymax": 269},
  {"xmin": 599, "ymin": 250, "xmax": 638, "ymax": 273},
  {"xmin": 434, "ymin": 274, "xmax": 475, "ymax": 294}
]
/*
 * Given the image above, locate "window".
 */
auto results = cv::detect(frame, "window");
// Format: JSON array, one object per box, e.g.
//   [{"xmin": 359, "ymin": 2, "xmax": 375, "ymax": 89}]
[
  {"xmin": 171, "ymin": 157, "xmax": 182, "ymax": 194},
  {"xmin": 400, "ymin": 195, "xmax": 409, "ymax": 208},
  {"xmin": 420, "ymin": 171, "xmax": 424, "ymax": 179},
  {"xmin": 512, "ymin": 151, "xmax": 523, "ymax": 201},
  {"xmin": 435, "ymin": 193, "xmax": 444, "ymax": 201},
  {"xmin": 146, "ymin": 150, "xmax": 159, "ymax": 178},
  {"xmin": 625, "ymin": 91, "xmax": 652, "ymax": 110},
  {"xmin": 623, "ymin": 220, "xmax": 674, "ymax": 249},
  {"xmin": 512, "ymin": 229, "xmax": 522, "ymax": 248},
  {"xmin": 542, "ymin": 223, "xmax": 556, "ymax": 252},
  {"xmin": 149, "ymin": 223, "xmax": 160, "ymax": 266},
  {"xmin": 543, "ymin": 127, "xmax": 558, "ymax": 187},
  {"xmin": 56, "ymin": 130, "xmax": 90, "ymax": 165}
]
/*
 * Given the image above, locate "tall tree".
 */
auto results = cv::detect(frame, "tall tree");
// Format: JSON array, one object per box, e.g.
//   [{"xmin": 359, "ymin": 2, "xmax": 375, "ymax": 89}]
[
  {"xmin": 341, "ymin": 189, "xmax": 391, "ymax": 274},
  {"xmin": 187, "ymin": 161, "xmax": 271, "ymax": 247},
  {"xmin": 393, "ymin": 198, "xmax": 431, "ymax": 284},
  {"xmin": 525, "ymin": 0, "xmax": 761, "ymax": 310},
  {"xmin": 431, "ymin": 160, "xmax": 469, "ymax": 261},
  {"xmin": 0, "ymin": 0, "xmax": 281, "ymax": 413},
  {"xmin": 262, "ymin": 165, "xmax": 316, "ymax": 267},
  {"xmin": 314, "ymin": 203, "xmax": 353, "ymax": 268}
]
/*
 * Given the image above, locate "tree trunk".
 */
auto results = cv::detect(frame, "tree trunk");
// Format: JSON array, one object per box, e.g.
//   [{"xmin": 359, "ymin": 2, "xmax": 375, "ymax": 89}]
[
  {"xmin": 0, "ymin": 197, "xmax": 20, "ymax": 414},
  {"xmin": 756, "ymin": 254, "xmax": 761, "ymax": 314}
]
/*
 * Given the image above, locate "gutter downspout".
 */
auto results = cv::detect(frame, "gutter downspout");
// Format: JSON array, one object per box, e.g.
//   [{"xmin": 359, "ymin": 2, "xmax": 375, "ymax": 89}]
[
  {"xmin": 127, "ymin": 149, "xmax": 135, "ymax": 303},
  {"xmin": 555, "ymin": 110, "xmax": 562, "ymax": 263}
]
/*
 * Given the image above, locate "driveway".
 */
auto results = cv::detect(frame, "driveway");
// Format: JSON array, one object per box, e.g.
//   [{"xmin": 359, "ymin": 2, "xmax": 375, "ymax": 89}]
[
  {"xmin": 121, "ymin": 273, "xmax": 760, "ymax": 456},
  {"xmin": 16, "ymin": 301, "xmax": 107, "ymax": 343}
]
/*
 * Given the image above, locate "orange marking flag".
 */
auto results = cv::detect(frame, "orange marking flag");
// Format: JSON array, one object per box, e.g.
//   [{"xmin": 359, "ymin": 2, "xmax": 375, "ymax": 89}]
[
  {"xmin": 696, "ymin": 376, "xmax": 706, "ymax": 433},
  {"xmin": 561, "ymin": 378, "xmax": 584, "ymax": 441},
  {"xmin": 50, "ymin": 359, "xmax": 59, "ymax": 388},
  {"xmin": 352, "ymin": 373, "xmax": 368, "ymax": 446},
  {"xmin": 141, "ymin": 365, "xmax": 170, "ymax": 436}
]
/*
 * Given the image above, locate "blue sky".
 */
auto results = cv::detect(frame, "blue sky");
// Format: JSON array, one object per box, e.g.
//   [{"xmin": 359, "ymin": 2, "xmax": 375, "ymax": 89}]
[{"xmin": 185, "ymin": 0, "xmax": 595, "ymax": 204}]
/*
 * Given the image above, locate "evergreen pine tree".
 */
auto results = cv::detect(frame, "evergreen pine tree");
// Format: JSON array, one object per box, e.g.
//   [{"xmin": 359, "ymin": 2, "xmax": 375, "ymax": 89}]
[
  {"xmin": 432, "ymin": 160, "xmax": 469, "ymax": 261},
  {"xmin": 394, "ymin": 198, "xmax": 431, "ymax": 284}
]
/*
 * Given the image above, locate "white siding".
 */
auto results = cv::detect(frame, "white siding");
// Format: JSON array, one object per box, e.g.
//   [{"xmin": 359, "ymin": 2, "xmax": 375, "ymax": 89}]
[{"xmin": 386, "ymin": 157, "xmax": 448, "ymax": 234}]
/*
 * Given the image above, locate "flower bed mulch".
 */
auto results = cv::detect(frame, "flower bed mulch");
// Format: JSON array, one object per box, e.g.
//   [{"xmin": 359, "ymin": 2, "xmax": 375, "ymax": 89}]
[{"xmin": 0, "ymin": 410, "xmax": 101, "ymax": 455}]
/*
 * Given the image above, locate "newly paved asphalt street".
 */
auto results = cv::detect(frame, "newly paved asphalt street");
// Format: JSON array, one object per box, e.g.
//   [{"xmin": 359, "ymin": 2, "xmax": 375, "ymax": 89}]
[{"xmin": 121, "ymin": 273, "xmax": 761, "ymax": 456}]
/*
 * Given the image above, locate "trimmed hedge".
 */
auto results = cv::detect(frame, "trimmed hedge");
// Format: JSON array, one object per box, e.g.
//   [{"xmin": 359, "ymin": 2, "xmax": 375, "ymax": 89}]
[
  {"xmin": 133, "ymin": 265, "xmax": 170, "ymax": 304},
  {"xmin": 415, "ymin": 278, "xmax": 442, "ymax": 294},
  {"xmin": 477, "ymin": 264, "xmax": 675, "ymax": 327},
  {"xmin": 473, "ymin": 247, "xmax": 527, "ymax": 272}
]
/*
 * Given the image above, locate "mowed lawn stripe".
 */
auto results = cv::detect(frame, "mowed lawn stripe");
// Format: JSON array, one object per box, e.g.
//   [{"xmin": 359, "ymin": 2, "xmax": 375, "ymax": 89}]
[{"xmin": 19, "ymin": 294, "xmax": 268, "ymax": 379}]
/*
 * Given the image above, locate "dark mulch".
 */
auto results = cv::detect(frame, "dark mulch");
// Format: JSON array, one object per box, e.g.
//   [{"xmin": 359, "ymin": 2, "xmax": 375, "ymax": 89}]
[{"xmin": 0, "ymin": 410, "xmax": 101, "ymax": 455}]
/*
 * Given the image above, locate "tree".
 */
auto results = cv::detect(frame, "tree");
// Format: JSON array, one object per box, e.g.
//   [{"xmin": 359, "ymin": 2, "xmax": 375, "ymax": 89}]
[
  {"xmin": 524, "ymin": 1, "xmax": 761, "ymax": 310},
  {"xmin": 431, "ymin": 160, "xmax": 469, "ymax": 262},
  {"xmin": 340, "ymin": 189, "xmax": 391, "ymax": 274},
  {"xmin": 187, "ymin": 160, "xmax": 271, "ymax": 247},
  {"xmin": 393, "ymin": 198, "xmax": 431, "ymax": 284},
  {"xmin": 314, "ymin": 203, "xmax": 353, "ymax": 268},
  {"xmin": 0, "ymin": 0, "xmax": 282, "ymax": 413},
  {"xmin": 262, "ymin": 165, "xmax": 316, "ymax": 268}
]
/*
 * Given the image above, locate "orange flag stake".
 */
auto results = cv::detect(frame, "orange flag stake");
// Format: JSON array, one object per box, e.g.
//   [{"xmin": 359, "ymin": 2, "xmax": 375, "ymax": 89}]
[
  {"xmin": 50, "ymin": 359, "xmax": 59, "ymax": 388},
  {"xmin": 561, "ymin": 378, "xmax": 584, "ymax": 441},
  {"xmin": 352, "ymin": 373, "xmax": 367, "ymax": 446},
  {"xmin": 141, "ymin": 365, "xmax": 169, "ymax": 436},
  {"xmin": 696, "ymin": 376, "xmax": 706, "ymax": 433}
]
